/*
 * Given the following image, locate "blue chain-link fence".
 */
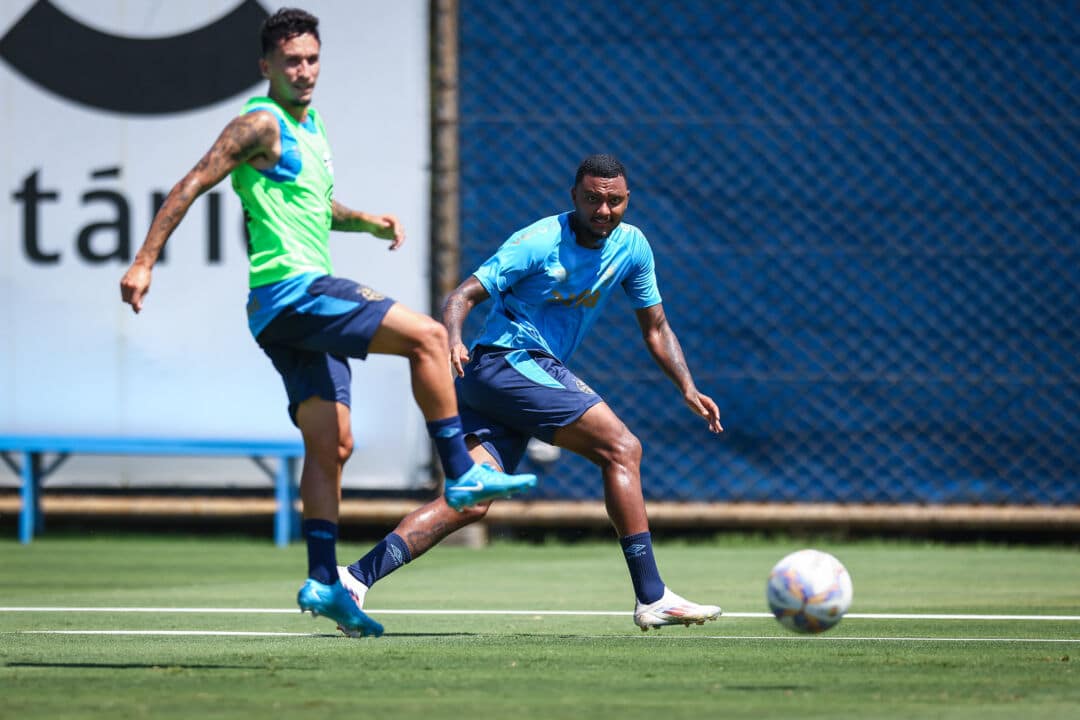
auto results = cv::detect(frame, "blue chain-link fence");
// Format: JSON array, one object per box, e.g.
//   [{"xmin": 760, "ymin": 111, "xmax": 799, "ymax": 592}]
[{"xmin": 457, "ymin": 0, "xmax": 1079, "ymax": 504}]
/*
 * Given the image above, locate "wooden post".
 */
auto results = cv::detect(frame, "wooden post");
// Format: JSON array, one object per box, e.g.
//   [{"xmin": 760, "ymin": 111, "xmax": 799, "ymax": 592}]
[{"xmin": 428, "ymin": 0, "xmax": 461, "ymax": 491}]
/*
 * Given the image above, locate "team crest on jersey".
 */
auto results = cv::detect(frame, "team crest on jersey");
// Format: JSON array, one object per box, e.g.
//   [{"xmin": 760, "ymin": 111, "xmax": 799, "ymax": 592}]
[
  {"xmin": 574, "ymin": 377, "xmax": 596, "ymax": 395},
  {"xmin": 358, "ymin": 286, "xmax": 385, "ymax": 301},
  {"xmin": 322, "ymin": 152, "xmax": 333, "ymax": 175}
]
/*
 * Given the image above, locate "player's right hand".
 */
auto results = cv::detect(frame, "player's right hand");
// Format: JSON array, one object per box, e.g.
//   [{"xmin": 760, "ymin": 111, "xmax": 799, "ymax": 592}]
[
  {"xmin": 120, "ymin": 263, "xmax": 152, "ymax": 313},
  {"xmin": 449, "ymin": 342, "xmax": 470, "ymax": 377}
]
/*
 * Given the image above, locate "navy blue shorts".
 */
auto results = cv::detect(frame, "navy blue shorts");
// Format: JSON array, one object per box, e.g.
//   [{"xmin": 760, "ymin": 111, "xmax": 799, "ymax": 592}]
[
  {"xmin": 256, "ymin": 275, "xmax": 396, "ymax": 424},
  {"xmin": 456, "ymin": 345, "xmax": 603, "ymax": 471}
]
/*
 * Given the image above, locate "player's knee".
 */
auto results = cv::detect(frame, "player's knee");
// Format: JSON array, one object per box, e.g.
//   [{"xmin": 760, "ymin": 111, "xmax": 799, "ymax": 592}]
[
  {"xmin": 600, "ymin": 430, "xmax": 642, "ymax": 469},
  {"xmin": 303, "ymin": 432, "xmax": 352, "ymax": 468},
  {"xmin": 337, "ymin": 433, "xmax": 354, "ymax": 464},
  {"xmin": 409, "ymin": 317, "xmax": 448, "ymax": 361},
  {"xmin": 421, "ymin": 318, "xmax": 448, "ymax": 354}
]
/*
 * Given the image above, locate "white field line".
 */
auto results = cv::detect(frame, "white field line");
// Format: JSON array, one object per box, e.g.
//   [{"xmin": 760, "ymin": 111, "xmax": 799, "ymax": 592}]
[
  {"xmin": 2, "ymin": 604, "xmax": 1080, "ymax": 621},
  {"xmin": 1, "ymin": 607, "xmax": 1080, "ymax": 621},
  {"xmin": 13, "ymin": 630, "xmax": 1080, "ymax": 643},
  {"xmin": 21, "ymin": 630, "xmax": 315, "ymax": 637}
]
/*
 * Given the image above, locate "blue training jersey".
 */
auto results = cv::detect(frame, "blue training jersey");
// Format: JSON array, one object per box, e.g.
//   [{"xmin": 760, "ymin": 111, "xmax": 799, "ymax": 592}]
[{"xmin": 471, "ymin": 212, "xmax": 662, "ymax": 362}]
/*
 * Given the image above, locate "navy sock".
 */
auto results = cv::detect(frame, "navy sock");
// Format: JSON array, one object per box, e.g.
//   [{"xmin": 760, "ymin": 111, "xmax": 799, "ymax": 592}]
[
  {"xmin": 347, "ymin": 532, "xmax": 413, "ymax": 587},
  {"xmin": 620, "ymin": 531, "xmax": 665, "ymax": 604},
  {"xmin": 302, "ymin": 518, "xmax": 338, "ymax": 586},
  {"xmin": 426, "ymin": 416, "xmax": 475, "ymax": 480}
]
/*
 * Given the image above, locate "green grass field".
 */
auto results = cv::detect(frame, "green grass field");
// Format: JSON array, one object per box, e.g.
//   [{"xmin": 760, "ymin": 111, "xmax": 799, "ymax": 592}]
[{"xmin": 1, "ymin": 534, "xmax": 1077, "ymax": 719}]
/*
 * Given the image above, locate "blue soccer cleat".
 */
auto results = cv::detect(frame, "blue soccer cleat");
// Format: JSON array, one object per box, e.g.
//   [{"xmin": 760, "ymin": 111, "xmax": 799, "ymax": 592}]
[
  {"xmin": 297, "ymin": 578, "xmax": 384, "ymax": 638},
  {"xmin": 444, "ymin": 463, "xmax": 538, "ymax": 511}
]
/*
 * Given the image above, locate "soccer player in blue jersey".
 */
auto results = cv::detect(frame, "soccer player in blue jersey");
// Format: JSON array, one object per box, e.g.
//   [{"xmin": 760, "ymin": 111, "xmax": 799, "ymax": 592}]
[
  {"xmin": 339, "ymin": 154, "xmax": 724, "ymax": 631},
  {"xmin": 119, "ymin": 7, "xmax": 535, "ymax": 638}
]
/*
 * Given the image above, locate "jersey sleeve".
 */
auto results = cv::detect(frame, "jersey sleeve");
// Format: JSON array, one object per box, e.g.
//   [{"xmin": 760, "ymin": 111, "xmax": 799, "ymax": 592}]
[
  {"xmin": 621, "ymin": 231, "xmax": 663, "ymax": 309},
  {"xmin": 472, "ymin": 227, "xmax": 541, "ymax": 298}
]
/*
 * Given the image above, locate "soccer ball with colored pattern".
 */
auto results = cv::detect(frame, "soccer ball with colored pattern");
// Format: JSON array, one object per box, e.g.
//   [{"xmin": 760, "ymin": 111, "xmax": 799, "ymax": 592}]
[{"xmin": 766, "ymin": 549, "xmax": 853, "ymax": 633}]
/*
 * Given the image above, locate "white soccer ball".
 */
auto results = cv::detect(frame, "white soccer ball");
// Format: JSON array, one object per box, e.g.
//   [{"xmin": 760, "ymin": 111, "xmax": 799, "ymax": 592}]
[{"xmin": 766, "ymin": 549, "xmax": 853, "ymax": 633}]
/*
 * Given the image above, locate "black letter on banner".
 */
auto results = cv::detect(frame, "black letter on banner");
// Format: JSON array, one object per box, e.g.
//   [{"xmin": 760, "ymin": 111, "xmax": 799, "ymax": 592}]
[
  {"xmin": 13, "ymin": 170, "xmax": 60, "ymax": 264},
  {"xmin": 206, "ymin": 191, "xmax": 222, "ymax": 263},
  {"xmin": 78, "ymin": 186, "xmax": 131, "ymax": 264}
]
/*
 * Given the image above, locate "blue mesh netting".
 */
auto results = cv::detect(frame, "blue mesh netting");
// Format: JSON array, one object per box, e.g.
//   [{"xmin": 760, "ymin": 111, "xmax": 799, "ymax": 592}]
[{"xmin": 457, "ymin": 0, "xmax": 1080, "ymax": 504}]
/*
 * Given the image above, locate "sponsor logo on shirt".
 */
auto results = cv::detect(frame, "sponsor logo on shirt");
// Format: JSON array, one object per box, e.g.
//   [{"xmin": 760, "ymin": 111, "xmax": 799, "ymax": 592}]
[{"xmin": 549, "ymin": 289, "xmax": 601, "ymax": 308}]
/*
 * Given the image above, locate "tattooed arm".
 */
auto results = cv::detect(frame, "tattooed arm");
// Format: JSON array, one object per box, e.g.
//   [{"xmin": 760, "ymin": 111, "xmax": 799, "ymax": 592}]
[
  {"xmin": 635, "ymin": 303, "xmax": 723, "ymax": 433},
  {"xmin": 444, "ymin": 276, "xmax": 491, "ymax": 377},
  {"xmin": 330, "ymin": 200, "xmax": 405, "ymax": 250},
  {"xmin": 119, "ymin": 111, "xmax": 279, "ymax": 313}
]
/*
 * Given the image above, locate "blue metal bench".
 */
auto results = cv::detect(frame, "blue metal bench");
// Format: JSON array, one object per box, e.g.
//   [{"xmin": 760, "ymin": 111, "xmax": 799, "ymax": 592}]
[{"xmin": 0, "ymin": 435, "xmax": 305, "ymax": 547}]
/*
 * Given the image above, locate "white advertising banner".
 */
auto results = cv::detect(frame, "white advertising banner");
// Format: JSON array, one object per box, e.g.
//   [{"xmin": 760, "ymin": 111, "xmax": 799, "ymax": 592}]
[{"xmin": 0, "ymin": 1, "xmax": 432, "ymax": 489}]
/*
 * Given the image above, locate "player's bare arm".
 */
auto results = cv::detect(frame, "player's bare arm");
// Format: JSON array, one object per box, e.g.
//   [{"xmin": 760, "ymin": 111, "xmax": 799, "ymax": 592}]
[
  {"xmin": 330, "ymin": 201, "xmax": 405, "ymax": 250},
  {"xmin": 635, "ymin": 303, "xmax": 723, "ymax": 433},
  {"xmin": 119, "ymin": 111, "xmax": 279, "ymax": 313},
  {"xmin": 443, "ymin": 276, "xmax": 491, "ymax": 376}
]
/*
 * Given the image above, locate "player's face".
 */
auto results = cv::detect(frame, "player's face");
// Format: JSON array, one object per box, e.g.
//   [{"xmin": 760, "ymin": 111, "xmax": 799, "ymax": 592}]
[
  {"xmin": 571, "ymin": 174, "xmax": 629, "ymax": 246},
  {"xmin": 260, "ymin": 33, "xmax": 321, "ymax": 112}
]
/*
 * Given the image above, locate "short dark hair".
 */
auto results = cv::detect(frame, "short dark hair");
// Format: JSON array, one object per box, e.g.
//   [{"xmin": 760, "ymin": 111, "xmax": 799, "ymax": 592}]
[
  {"xmin": 574, "ymin": 154, "xmax": 627, "ymax": 186},
  {"xmin": 260, "ymin": 7, "xmax": 320, "ymax": 56}
]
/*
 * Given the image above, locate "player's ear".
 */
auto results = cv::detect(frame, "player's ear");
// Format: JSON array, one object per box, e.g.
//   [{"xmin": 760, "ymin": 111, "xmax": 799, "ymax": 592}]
[{"xmin": 259, "ymin": 57, "xmax": 270, "ymax": 79}]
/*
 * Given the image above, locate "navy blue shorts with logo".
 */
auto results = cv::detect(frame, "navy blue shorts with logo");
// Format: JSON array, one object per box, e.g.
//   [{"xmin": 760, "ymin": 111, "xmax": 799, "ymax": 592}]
[
  {"xmin": 456, "ymin": 345, "xmax": 604, "ymax": 472},
  {"xmin": 255, "ymin": 275, "xmax": 396, "ymax": 425}
]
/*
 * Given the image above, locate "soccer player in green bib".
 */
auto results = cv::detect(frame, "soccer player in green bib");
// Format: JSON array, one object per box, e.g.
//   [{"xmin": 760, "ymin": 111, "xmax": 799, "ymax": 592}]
[{"xmin": 119, "ymin": 7, "xmax": 535, "ymax": 638}]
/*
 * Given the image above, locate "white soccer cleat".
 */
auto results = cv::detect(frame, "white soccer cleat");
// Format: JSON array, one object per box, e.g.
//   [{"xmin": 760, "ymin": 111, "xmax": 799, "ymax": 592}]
[
  {"xmin": 334, "ymin": 566, "xmax": 373, "ymax": 637},
  {"xmin": 337, "ymin": 565, "xmax": 369, "ymax": 608},
  {"xmin": 633, "ymin": 587, "xmax": 722, "ymax": 631}
]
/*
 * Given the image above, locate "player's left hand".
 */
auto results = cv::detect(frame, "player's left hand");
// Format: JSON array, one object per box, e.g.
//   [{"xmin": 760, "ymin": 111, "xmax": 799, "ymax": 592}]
[
  {"xmin": 684, "ymin": 390, "xmax": 723, "ymax": 433},
  {"xmin": 370, "ymin": 214, "xmax": 405, "ymax": 250}
]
